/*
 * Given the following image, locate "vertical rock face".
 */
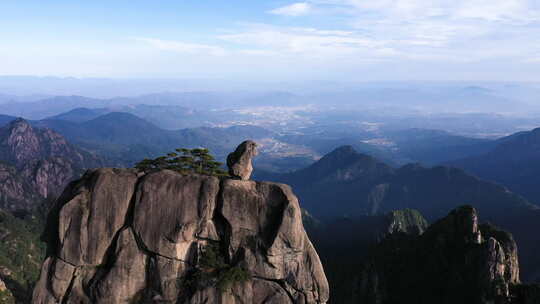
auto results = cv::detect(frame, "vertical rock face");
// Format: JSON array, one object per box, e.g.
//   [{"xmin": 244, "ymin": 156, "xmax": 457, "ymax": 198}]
[
  {"xmin": 33, "ymin": 168, "xmax": 329, "ymax": 304},
  {"xmin": 226, "ymin": 140, "xmax": 258, "ymax": 180},
  {"xmin": 357, "ymin": 206, "xmax": 521, "ymax": 304}
]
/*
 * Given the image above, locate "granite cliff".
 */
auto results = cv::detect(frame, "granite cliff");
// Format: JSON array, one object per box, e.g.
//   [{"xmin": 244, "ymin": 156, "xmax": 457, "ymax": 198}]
[{"xmin": 32, "ymin": 167, "xmax": 329, "ymax": 303}]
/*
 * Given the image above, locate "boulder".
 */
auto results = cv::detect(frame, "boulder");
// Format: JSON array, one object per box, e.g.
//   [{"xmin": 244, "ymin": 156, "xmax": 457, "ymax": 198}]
[{"xmin": 226, "ymin": 140, "xmax": 258, "ymax": 180}]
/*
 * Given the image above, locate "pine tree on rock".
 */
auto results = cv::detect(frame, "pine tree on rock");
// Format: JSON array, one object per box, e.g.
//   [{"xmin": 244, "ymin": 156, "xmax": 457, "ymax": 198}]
[{"xmin": 135, "ymin": 148, "xmax": 228, "ymax": 177}]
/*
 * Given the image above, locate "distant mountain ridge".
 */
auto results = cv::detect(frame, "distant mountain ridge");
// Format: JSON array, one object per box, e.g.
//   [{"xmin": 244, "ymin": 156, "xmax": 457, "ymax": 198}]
[
  {"xmin": 449, "ymin": 126, "xmax": 540, "ymax": 205},
  {"xmin": 31, "ymin": 112, "xmax": 277, "ymax": 166},
  {"xmin": 382, "ymin": 128, "xmax": 495, "ymax": 164},
  {"xmin": 0, "ymin": 111, "xmax": 312, "ymax": 172},
  {"xmin": 47, "ymin": 105, "xmax": 200, "ymax": 129},
  {"xmin": 48, "ymin": 107, "xmax": 109, "ymax": 122},
  {"xmin": 270, "ymin": 145, "xmax": 537, "ymax": 219}
]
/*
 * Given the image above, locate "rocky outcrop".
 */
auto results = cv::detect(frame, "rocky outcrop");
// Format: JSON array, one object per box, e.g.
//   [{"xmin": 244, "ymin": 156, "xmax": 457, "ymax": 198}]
[
  {"xmin": 33, "ymin": 168, "xmax": 329, "ymax": 303},
  {"xmin": 226, "ymin": 140, "xmax": 258, "ymax": 180},
  {"xmin": 358, "ymin": 206, "xmax": 520, "ymax": 304},
  {"xmin": 385, "ymin": 209, "xmax": 428, "ymax": 236},
  {"xmin": 0, "ymin": 118, "xmax": 103, "ymax": 211}
]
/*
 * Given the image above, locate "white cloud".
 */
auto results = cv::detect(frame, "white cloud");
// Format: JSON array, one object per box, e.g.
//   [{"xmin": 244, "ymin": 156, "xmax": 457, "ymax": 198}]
[
  {"xmin": 128, "ymin": 0, "xmax": 540, "ymax": 77},
  {"xmin": 238, "ymin": 49, "xmax": 279, "ymax": 56},
  {"xmin": 134, "ymin": 38, "xmax": 226, "ymax": 56},
  {"xmin": 526, "ymin": 57, "xmax": 540, "ymax": 63},
  {"xmin": 261, "ymin": 0, "xmax": 538, "ymax": 60},
  {"xmin": 315, "ymin": 0, "xmax": 540, "ymax": 22},
  {"xmin": 269, "ymin": 2, "xmax": 312, "ymax": 16},
  {"xmin": 218, "ymin": 24, "xmax": 390, "ymax": 59}
]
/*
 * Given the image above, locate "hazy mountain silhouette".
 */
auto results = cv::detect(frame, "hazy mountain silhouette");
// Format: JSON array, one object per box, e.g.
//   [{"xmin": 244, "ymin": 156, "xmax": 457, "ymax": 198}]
[
  {"xmin": 35, "ymin": 112, "xmax": 274, "ymax": 165},
  {"xmin": 449, "ymin": 127, "xmax": 540, "ymax": 205},
  {"xmin": 48, "ymin": 107, "xmax": 109, "ymax": 122}
]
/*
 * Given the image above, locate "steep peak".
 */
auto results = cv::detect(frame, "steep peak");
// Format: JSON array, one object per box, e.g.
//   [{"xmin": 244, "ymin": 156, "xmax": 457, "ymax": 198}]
[
  {"xmin": 286, "ymin": 145, "xmax": 392, "ymax": 185},
  {"xmin": 0, "ymin": 118, "xmax": 40, "ymax": 163},
  {"xmin": 320, "ymin": 145, "xmax": 388, "ymax": 170},
  {"xmin": 425, "ymin": 205, "xmax": 481, "ymax": 244},
  {"xmin": 7, "ymin": 117, "xmax": 32, "ymax": 130},
  {"xmin": 328, "ymin": 145, "xmax": 357, "ymax": 156},
  {"xmin": 314, "ymin": 145, "xmax": 367, "ymax": 168},
  {"xmin": 0, "ymin": 118, "xmax": 82, "ymax": 169},
  {"xmin": 10, "ymin": 117, "xmax": 28, "ymax": 124}
]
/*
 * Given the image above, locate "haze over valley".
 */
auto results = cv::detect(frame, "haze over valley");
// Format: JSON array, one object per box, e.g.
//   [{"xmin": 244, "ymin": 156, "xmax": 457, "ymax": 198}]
[{"xmin": 3, "ymin": 77, "xmax": 540, "ymax": 170}]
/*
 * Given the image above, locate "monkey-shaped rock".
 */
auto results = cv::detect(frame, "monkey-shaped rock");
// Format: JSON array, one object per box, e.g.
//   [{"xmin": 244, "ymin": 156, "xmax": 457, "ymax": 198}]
[{"xmin": 227, "ymin": 140, "xmax": 258, "ymax": 180}]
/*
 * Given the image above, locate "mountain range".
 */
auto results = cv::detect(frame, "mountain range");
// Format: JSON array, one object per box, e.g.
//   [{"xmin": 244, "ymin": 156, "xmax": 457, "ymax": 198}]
[
  {"xmin": 261, "ymin": 145, "xmax": 540, "ymax": 281},
  {"xmin": 1, "ymin": 112, "xmax": 540, "ymax": 302},
  {"xmin": 4, "ymin": 88, "xmax": 540, "ymax": 302},
  {"xmin": 35, "ymin": 112, "xmax": 275, "ymax": 165}
]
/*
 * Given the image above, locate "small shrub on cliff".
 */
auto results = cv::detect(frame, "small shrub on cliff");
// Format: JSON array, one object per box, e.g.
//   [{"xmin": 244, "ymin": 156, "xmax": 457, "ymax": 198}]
[
  {"xmin": 191, "ymin": 242, "xmax": 250, "ymax": 292},
  {"xmin": 216, "ymin": 266, "xmax": 251, "ymax": 292},
  {"xmin": 198, "ymin": 242, "xmax": 228, "ymax": 269},
  {"xmin": 135, "ymin": 148, "xmax": 228, "ymax": 177},
  {"xmin": 0, "ymin": 289, "xmax": 15, "ymax": 304}
]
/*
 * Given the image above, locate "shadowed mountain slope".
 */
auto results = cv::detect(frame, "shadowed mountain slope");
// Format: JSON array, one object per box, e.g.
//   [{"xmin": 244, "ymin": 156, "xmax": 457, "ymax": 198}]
[
  {"xmin": 450, "ymin": 127, "xmax": 540, "ymax": 205},
  {"xmin": 268, "ymin": 146, "xmax": 540, "ymax": 281}
]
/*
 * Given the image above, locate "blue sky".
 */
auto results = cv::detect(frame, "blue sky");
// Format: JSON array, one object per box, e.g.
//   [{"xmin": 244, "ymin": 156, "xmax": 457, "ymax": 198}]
[{"xmin": 1, "ymin": 0, "xmax": 540, "ymax": 81}]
